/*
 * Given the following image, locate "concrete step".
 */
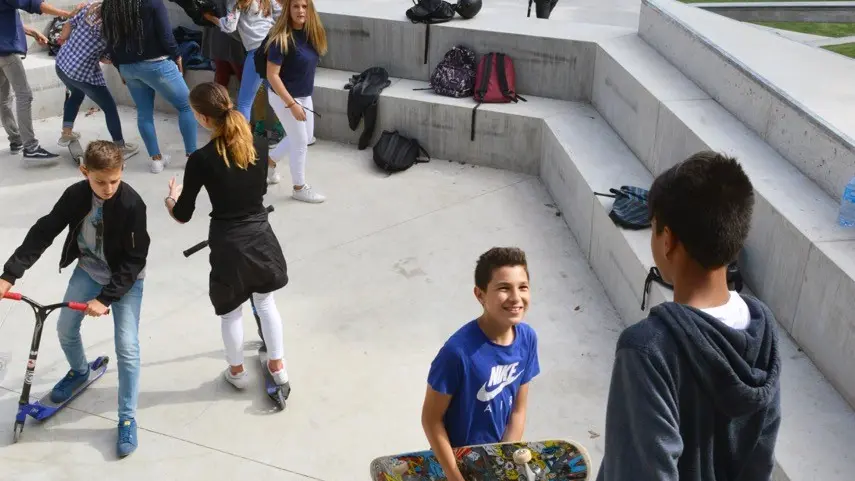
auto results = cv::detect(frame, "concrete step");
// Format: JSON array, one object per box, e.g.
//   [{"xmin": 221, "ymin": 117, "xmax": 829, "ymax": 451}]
[
  {"xmin": 639, "ymin": 0, "xmax": 855, "ymax": 203},
  {"xmin": 592, "ymin": 32, "xmax": 855, "ymax": 417},
  {"xmin": 540, "ymin": 96, "xmax": 855, "ymax": 481}
]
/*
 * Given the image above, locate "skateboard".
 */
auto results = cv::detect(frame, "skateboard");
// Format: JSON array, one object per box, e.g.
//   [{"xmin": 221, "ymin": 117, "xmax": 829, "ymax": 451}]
[
  {"xmin": 370, "ymin": 439, "xmax": 591, "ymax": 481},
  {"xmin": 68, "ymin": 138, "xmax": 84, "ymax": 165}
]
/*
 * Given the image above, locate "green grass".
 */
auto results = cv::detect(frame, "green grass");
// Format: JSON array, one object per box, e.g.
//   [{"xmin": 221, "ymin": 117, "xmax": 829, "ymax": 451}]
[
  {"xmin": 753, "ymin": 21, "xmax": 855, "ymax": 36},
  {"xmin": 823, "ymin": 42, "xmax": 855, "ymax": 57},
  {"xmin": 680, "ymin": 0, "xmax": 852, "ymax": 3}
]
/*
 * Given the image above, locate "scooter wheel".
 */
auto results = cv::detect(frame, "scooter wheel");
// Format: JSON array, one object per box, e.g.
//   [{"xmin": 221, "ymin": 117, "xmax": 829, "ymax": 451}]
[
  {"xmin": 12, "ymin": 421, "xmax": 23, "ymax": 443},
  {"xmin": 275, "ymin": 390, "xmax": 287, "ymax": 410}
]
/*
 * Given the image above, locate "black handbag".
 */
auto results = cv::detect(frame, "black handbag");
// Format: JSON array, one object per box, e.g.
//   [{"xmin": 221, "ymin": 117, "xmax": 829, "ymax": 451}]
[{"xmin": 372, "ymin": 130, "xmax": 430, "ymax": 173}]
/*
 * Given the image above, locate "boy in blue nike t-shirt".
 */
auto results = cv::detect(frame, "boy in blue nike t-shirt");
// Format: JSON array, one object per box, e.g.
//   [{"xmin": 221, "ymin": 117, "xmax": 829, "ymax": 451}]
[{"xmin": 422, "ymin": 247, "xmax": 540, "ymax": 481}]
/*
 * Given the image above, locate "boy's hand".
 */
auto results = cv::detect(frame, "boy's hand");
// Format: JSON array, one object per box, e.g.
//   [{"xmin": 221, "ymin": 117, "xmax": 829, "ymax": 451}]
[
  {"xmin": 85, "ymin": 299, "xmax": 108, "ymax": 317},
  {"xmin": 0, "ymin": 279, "xmax": 12, "ymax": 299},
  {"xmin": 33, "ymin": 31, "xmax": 48, "ymax": 45}
]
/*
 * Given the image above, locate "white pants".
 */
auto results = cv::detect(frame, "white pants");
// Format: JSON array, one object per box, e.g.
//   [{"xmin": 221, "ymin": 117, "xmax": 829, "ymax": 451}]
[
  {"xmin": 220, "ymin": 292, "xmax": 285, "ymax": 366},
  {"xmin": 268, "ymin": 91, "xmax": 313, "ymax": 187}
]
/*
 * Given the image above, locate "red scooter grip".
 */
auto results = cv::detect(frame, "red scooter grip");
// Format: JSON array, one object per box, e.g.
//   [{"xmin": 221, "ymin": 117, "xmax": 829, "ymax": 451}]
[
  {"xmin": 2, "ymin": 292, "xmax": 22, "ymax": 300},
  {"xmin": 68, "ymin": 302, "xmax": 88, "ymax": 311}
]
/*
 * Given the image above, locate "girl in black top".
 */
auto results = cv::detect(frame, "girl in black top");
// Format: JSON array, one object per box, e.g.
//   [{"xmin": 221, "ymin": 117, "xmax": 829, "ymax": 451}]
[{"xmin": 164, "ymin": 82, "xmax": 290, "ymax": 390}]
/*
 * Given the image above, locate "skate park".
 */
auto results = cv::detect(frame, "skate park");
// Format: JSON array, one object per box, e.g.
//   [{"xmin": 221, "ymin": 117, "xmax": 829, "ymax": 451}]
[{"xmin": 2, "ymin": 0, "xmax": 855, "ymax": 479}]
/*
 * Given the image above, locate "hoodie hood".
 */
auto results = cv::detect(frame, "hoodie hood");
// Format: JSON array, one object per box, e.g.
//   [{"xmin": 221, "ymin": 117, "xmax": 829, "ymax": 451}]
[{"xmin": 649, "ymin": 295, "xmax": 781, "ymax": 418}]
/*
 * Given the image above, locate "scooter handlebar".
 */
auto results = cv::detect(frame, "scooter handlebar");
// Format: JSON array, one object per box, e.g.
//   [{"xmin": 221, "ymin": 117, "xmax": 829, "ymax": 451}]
[
  {"xmin": 3, "ymin": 292, "xmax": 22, "ymax": 300},
  {"xmin": 67, "ymin": 302, "xmax": 88, "ymax": 312}
]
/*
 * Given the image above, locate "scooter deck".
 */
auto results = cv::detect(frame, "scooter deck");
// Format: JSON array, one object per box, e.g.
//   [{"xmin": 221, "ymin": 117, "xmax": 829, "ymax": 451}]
[
  {"xmin": 68, "ymin": 139, "xmax": 84, "ymax": 165},
  {"xmin": 29, "ymin": 356, "xmax": 109, "ymax": 421}
]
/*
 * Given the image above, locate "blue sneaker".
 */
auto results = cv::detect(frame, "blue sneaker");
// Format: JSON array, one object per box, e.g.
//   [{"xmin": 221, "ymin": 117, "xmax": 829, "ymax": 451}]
[
  {"xmin": 117, "ymin": 418, "xmax": 138, "ymax": 457},
  {"xmin": 49, "ymin": 367, "xmax": 90, "ymax": 403}
]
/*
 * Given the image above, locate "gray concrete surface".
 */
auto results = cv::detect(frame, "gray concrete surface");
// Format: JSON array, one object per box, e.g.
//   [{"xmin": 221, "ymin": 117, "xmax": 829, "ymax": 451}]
[
  {"xmin": 640, "ymin": 0, "xmax": 855, "ymax": 202},
  {"xmin": 691, "ymin": 1, "xmax": 855, "ymax": 23},
  {"xmin": 0, "ymin": 108, "xmax": 623, "ymax": 480}
]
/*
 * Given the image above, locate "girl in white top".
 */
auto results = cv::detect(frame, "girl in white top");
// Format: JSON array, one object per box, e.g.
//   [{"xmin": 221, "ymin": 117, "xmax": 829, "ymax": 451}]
[{"xmin": 204, "ymin": 0, "xmax": 281, "ymax": 120}]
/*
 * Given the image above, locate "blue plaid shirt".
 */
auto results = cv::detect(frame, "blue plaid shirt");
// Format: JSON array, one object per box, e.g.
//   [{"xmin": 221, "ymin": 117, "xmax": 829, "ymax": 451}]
[{"xmin": 56, "ymin": 3, "xmax": 108, "ymax": 86}]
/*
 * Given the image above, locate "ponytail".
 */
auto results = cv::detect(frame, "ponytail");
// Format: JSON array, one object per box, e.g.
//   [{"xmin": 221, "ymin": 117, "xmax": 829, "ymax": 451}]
[
  {"xmin": 215, "ymin": 109, "xmax": 257, "ymax": 170},
  {"xmin": 189, "ymin": 82, "xmax": 257, "ymax": 170}
]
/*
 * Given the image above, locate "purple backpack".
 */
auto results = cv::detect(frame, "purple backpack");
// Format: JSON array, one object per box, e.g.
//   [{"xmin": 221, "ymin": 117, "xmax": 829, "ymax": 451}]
[{"xmin": 427, "ymin": 45, "xmax": 477, "ymax": 98}]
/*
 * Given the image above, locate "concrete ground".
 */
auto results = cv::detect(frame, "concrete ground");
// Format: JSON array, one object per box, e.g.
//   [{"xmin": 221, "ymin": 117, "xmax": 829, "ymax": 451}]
[{"xmin": 0, "ymin": 108, "xmax": 624, "ymax": 480}]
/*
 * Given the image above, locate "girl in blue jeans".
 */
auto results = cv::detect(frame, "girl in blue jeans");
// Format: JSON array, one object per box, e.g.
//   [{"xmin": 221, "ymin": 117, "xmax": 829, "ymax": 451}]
[
  {"xmin": 204, "ymin": 0, "xmax": 281, "ymax": 121},
  {"xmin": 0, "ymin": 141, "xmax": 150, "ymax": 458},
  {"xmin": 101, "ymin": 0, "xmax": 197, "ymax": 173},
  {"xmin": 55, "ymin": 1, "xmax": 139, "ymax": 158}
]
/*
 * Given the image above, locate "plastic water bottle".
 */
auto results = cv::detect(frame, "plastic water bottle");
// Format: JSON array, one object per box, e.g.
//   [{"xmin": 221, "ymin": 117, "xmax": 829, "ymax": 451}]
[{"xmin": 839, "ymin": 176, "xmax": 855, "ymax": 227}]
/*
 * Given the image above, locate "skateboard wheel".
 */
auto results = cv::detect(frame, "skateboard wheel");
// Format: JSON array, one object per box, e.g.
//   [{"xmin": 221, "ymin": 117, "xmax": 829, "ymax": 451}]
[
  {"xmin": 513, "ymin": 448, "xmax": 532, "ymax": 464},
  {"xmin": 392, "ymin": 461, "xmax": 408, "ymax": 475}
]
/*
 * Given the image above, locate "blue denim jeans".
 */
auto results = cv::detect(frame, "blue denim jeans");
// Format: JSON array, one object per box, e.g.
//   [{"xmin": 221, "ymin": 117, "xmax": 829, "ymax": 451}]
[
  {"xmin": 57, "ymin": 266, "xmax": 144, "ymax": 421},
  {"xmin": 56, "ymin": 65, "xmax": 124, "ymax": 143},
  {"xmin": 118, "ymin": 59, "xmax": 197, "ymax": 157},
  {"xmin": 236, "ymin": 49, "xmax": 263, "ymax": 122}
]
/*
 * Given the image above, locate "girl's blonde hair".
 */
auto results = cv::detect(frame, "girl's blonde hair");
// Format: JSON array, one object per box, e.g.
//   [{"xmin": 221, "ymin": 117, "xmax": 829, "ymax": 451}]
[
  {"xmin": 189, "ymin": 82, "xmax": 257, "ymax": 170},
  {"xmin": 237, "ymin": 0, "xmax": 272, "ymax": 17},
  {"xmin": 266, "ymin": 0, "xmax": 327, "ymax": 57}
]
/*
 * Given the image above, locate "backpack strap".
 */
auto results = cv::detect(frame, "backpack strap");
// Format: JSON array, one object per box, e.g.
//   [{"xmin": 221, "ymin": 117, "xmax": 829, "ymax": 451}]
[
  {"xmin": 495, "ymin": 53, "xmax": 520, "ymax": 103},
  {"xmin": 415, "ymin": 142, "xmax": 431, "ymax": 163},
  {"xmin": 527, "ymin": 0, "xmax": 533, "ymax": 17},
  {"xmin": 423, "ymin": 24, "xmax": 430, "ymax": 65},
  {"xmin": 471, "ymin": 53, "xmax": 494, "ymax": 142}
]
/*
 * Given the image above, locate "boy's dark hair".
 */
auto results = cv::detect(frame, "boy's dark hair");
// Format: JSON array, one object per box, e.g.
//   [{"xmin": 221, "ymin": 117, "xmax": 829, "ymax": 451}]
[
  {"xmin": 648, "ymin": 151, "xmax": 754, "ymax": 269},
  {"xmin": 474, "ymin": 247, "xmax": 529, "ymax": 290},
  {"xmin": 84, "ymin": 141, "xmax": 124, "ymax": 171}
]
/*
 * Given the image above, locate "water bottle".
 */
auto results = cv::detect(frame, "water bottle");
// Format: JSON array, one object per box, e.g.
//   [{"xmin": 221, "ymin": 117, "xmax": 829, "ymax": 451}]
[{"xmin": 839, "ymin": 176, "xmax": 855, "ymax": 227}]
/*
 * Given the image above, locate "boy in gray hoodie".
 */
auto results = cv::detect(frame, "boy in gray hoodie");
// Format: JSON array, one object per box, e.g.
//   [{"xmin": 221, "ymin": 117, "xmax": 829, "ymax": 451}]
[{"xmin": 597, "ymin": 151, "xmax": 781, "ymax": 481}]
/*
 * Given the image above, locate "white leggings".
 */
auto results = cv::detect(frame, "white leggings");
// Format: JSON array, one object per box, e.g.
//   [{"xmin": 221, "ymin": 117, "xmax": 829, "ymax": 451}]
[
  {"xmin": 268, "ymin": 91, "xmax": 314, "ymax": 187},
  {"xmin": 220, "ymin": 292, "xmax": 284, "ymax": 366}
]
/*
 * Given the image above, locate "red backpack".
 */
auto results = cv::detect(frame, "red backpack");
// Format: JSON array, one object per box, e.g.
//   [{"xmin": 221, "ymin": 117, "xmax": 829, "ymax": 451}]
[{"xmin": 471, "ymin": 52, "xmax": 526, "ymax": 141}]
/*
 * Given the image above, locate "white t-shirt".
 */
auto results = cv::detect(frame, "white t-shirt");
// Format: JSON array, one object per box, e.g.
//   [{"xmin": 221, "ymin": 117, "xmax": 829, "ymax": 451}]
[{"xmin": 700, "ymin": 291, "xmax": 750, "ymax": 330}]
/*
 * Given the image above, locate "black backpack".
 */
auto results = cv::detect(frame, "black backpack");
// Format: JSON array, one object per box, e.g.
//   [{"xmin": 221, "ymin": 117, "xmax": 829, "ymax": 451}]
[
  {"xmin": 594, "ymin": 186, "xmax": 651, "ymax": 230},
  {"xmin": 373, "ymin": 130, "xmax": 430, "ymax": 173},
  {"xmin": 426, "ymin": 45, "xmax": 477, "ymax": 98},
  {"xmin": 406, "ymin": 0, "xmax": 455, "ymax": 23}
]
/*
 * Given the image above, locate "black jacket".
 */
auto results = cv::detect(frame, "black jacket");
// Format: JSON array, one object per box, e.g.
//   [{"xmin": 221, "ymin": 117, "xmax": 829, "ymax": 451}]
[
  {"xmin": 345, "ymin": 67, "xmax": 391, "ymax": 150},
  {"xmin": 597, "ymin": 295, "xmax": 781, "ymax": 481},
  {"xmin": 1, "ymin": 181, "xmax": 150, "ymax": 307}
]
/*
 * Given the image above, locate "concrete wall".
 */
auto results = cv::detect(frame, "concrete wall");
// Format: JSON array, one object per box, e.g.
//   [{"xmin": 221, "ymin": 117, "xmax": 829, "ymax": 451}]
[{"xmin": 639, "ymin": 0, "xmax": 855, "ymax": 202}]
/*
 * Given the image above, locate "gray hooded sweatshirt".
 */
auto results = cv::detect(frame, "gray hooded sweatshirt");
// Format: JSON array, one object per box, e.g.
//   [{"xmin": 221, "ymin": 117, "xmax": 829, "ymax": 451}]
[{"xmin": 597, "ymin": 295, "xmax": 782, "ymax": 481}]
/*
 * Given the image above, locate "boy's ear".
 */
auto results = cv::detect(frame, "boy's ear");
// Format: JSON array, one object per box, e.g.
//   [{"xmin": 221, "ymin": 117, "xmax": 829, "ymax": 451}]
[
  {"xmin": 78, "ymin": 165, "xmax": 88, "ymax": 177},
  {"xmin": 473, "ymin": 286, "xmax": 486, "ymax": 306}
]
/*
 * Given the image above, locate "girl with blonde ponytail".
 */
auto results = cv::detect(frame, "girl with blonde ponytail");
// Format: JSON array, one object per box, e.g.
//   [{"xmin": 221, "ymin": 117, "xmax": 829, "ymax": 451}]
[{"xmin": 164, "ymin": 82, "xmax": 293, "ymax": 392}]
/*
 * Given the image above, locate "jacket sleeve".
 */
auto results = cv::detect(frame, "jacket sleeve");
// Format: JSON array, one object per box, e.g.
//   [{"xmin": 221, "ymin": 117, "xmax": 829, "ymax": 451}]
[
  {"xmin": 96, "ymin": 198, "xmax": 150, "ymax": 306},
  {"xmin": 217, "ymin": 0, "xmax": 240, "ymax": 33},
  {"xmin": 7, "ymin": 0, "xmax": 44, "ymax": 14},
  {"xmin": 1, "ymin": 187, "xmax": 73, "ymax": 285},
  {"xmin": 597, "ymin": 347, "xmax": 683, "ymax": 481}
]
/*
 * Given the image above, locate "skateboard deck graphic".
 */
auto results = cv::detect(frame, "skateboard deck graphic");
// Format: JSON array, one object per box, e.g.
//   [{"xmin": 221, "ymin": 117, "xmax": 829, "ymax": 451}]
[{"xmin": 370, "ymin": 439, "xmax": 591, "ymax": 481}]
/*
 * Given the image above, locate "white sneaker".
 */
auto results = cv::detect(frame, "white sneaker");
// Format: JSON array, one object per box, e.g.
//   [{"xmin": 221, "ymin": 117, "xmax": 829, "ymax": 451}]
[
  {"xmin": 150, "ymin": 154, "xmax": 171, "ymax": 174},
  {"xmin": 292, "ymin": 184, "xmax": 325, "ymax": 204},
  {"xmin": 224, "ymin": 368, "xmax": 249, "ymax": 389},
  {"xmin": 268, "ymin": 363, "xmax": 289, "ymax": 386},
  {"xmin": 267, "ymin": 167, "xmax": 281, "ymax": 185},
  {"xmin": 308, "ymin": 136, "xmax": 316, "ymax": 146}
]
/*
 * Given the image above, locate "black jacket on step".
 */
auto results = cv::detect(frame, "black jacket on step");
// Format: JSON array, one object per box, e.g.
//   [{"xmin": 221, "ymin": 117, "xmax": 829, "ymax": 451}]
[
  {"xmin": 1, "ymin": 181, "xmax": 150, "ymax": 307},
  {"xmin": 345, "ymin": 67, "xmax": 391, "ymax": 150}
]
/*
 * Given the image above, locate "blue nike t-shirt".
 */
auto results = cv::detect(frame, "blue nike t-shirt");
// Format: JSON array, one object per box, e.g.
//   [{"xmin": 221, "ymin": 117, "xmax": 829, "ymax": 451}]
[{"xmin": 427, "ymin": 320, "xmax": 540, "ymax": 448}]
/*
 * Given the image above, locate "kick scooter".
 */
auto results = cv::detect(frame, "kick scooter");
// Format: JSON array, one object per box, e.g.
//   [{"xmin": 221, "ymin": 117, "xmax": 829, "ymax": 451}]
[
  {"xmin": 182, "ymin": 205, "xmax": 290, "ymax": 410},
  {"xmin": 3, "ymin": 292, "xmax": 110, "ymax": 443}
]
